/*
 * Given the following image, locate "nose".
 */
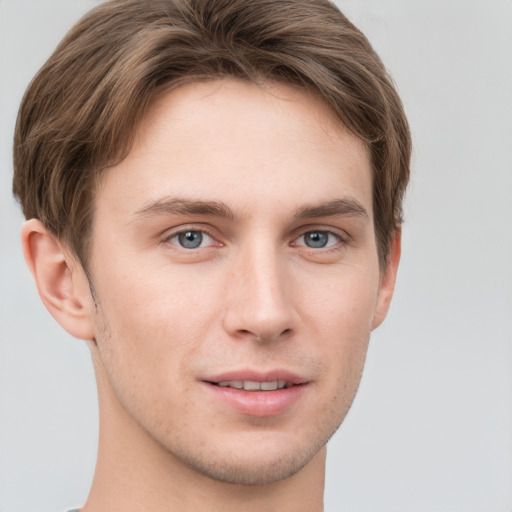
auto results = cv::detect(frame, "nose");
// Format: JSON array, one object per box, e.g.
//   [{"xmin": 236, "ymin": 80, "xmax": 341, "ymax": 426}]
[{"xmin": 222, "ymin": 242, "xmax": 295, "ymax": 343}]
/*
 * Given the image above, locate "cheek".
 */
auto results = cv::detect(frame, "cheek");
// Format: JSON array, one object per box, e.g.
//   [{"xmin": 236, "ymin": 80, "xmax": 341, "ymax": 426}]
[
  {"xmin": 90, "ymin": 260, "xmax": 224, "ymax": 378},
  {"xmin": 301, "ymin": 266, "xmax": 378, "ymax": 395},
  {"xmin": 301, "ymin": 263, "xmax": 380, "ymax": 338}
]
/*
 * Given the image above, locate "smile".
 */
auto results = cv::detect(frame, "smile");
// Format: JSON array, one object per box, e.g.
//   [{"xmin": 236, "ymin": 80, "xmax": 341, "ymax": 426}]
[
  {"xmin": 214, "ymin": 380, "xmax": 292, "ymax": 391},
  {"xmin": 203, "ymin": 371, "xmax": 308, "ymax": 417}
]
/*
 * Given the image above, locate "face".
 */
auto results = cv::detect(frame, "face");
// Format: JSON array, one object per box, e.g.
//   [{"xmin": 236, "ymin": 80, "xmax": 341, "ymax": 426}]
[{"xmin": 85, "ymin": 79, "xmax": 394, "ymax": 485}]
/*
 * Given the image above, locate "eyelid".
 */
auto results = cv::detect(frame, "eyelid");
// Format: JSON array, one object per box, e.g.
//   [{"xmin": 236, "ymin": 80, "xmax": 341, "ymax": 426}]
[
  {"xmin": 291, "ymin": 225, "xmax": 350, "ymax": 245},
  {"xmin": 161, "ymin": 224, "xmax": 222, "ymax": 248},
  {"xmin": 293, "ymin": 230, "xmax": 341, "ymax": 248}
]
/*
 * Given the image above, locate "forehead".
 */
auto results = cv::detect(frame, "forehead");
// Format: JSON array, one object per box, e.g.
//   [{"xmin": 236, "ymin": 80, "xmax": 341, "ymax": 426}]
[{"xmin": 96, "ymin": 78, "xmax": 372, "ymax": 221}]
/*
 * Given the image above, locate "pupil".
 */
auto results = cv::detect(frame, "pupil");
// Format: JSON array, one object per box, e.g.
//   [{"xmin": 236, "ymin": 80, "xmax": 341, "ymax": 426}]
[
  {"xmin": 305, "ymin": 231, "xmax": 328, "ymax": 248},
  {"xmin": 179, "ymin": 231, "xmax": 202, "ymax": 249}
]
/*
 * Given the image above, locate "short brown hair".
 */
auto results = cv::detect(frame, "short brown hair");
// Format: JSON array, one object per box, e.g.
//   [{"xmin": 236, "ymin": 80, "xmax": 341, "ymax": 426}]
[{"xmin": 13, "ymin": 0, "xmax": 411, "ymax": 267}]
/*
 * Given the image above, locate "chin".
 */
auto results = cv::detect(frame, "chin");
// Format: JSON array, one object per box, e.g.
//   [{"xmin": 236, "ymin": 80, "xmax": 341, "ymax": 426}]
[
  {"xmin": 181, "ymin": 449, "xmax": 315, "ymax": 485},
  {"xmin": 168, "ymin": 420, "xmax": 341, "ymax": 486}
]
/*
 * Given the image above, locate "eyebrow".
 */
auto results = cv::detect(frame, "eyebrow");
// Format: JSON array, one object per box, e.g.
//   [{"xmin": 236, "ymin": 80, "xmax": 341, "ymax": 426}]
[
  {"xmin": 133, "ymin": 196, "xmax": 368, "ymax": 221},
  {"xmin": 294, "ymin": 198, "xmax": 369, "ymax": 220},
  {"xmin": 134, "ymin": 197, "xmax": 235, "ymax": 220}
]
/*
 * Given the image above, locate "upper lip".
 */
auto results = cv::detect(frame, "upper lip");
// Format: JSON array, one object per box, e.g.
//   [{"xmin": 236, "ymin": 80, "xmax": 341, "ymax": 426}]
[{"xmin": 202, "ymin": 369, "xmax": 308, "ymax": 385}]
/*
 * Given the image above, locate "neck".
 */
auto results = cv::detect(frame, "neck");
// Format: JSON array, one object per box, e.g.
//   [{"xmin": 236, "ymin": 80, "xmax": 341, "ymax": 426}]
[{"xmin": 82, "ymin": 354, "xmax": 326, "ymax": 512}]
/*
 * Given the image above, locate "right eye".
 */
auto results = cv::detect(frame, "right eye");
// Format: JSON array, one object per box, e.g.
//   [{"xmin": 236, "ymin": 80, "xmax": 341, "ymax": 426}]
[{"xmin": 166, "ymin": 230, "xmax": 214, "ymax": 249}]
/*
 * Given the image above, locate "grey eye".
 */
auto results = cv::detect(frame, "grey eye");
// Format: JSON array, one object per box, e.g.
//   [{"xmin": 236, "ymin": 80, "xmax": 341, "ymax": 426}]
[
  {"xmin": 303, "ymin": 231, "xmax": 329, "ymax": 248},
  {"xmin": 177, "ymin": 231, "xmax": 204, "ymax": 249}
]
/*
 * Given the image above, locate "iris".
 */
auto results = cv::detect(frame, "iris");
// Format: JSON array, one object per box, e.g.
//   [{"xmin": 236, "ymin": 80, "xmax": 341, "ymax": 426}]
[
  {"xmin": 304, "ymin": 231, "xmax": 329, "ymax": 248},
  {"xmin": 178, "ymin": 231, "xmax": 203, "ymax": 249}
]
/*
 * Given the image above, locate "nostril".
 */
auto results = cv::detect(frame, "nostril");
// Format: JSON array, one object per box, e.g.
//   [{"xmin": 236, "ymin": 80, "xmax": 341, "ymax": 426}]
[{"xmin": 236, "ymin": 327, "xmax": 292, "ymax": 342}]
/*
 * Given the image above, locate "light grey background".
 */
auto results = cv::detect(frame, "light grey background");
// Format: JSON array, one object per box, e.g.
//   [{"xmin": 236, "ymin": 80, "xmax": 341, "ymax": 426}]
[{"xmin": 1, "ymin": 1, "xmax": 511, "ymax": 511}]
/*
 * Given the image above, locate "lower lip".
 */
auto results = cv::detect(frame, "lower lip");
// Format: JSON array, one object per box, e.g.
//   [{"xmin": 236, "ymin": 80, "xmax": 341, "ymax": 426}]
[{"xmin": 203, "ymin": 382, "xmax": 307, "ymax": 417}]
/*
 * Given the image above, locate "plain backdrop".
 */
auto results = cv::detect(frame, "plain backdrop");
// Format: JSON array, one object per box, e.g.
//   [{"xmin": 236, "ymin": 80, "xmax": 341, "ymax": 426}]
[{"xmin": 1, "ymin": 1, "xmax": 511, "ymax": 511}]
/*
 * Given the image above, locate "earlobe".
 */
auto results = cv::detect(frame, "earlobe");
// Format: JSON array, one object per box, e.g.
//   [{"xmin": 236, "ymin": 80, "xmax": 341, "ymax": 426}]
[
  {"xmin": 371, "ymin": 229, "xmax": 402, "ymax": 330},
  {"xmin": 21, "ymin": 219, "xmax": 95, "ymax": 340}
]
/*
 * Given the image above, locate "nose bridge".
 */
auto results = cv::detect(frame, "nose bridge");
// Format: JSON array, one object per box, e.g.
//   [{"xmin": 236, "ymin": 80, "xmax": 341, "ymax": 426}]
[{"xmin": 223, "ymin": 236, "xmax": 294, "ymax": 342}]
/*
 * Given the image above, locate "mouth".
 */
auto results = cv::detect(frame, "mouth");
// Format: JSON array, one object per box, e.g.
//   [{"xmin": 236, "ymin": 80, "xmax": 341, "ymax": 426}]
[
  {"xmin": 210, "ymin": 380, "xmax": 294, "ymax": 391},
  {"xmin": 202, "ymin": 371, "xmax": 308, "ymax": 417}
]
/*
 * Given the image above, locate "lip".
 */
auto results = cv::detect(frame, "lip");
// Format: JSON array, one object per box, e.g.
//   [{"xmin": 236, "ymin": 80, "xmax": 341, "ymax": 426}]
[
  {"xmin": 201, "ymin": 369, "xmax": 309, "ymax": 417},
  {"xmin": 204, "ymin": 369, "xmax": 308, "ymax": 385}
]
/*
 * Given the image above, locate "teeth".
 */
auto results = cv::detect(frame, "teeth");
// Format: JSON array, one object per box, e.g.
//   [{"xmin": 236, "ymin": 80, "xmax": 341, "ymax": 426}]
[
  {"xmin": 216, "ymin": 380, "xmax": 291, "ymax": 391},
  {"xmin": 218, "ymin": 380, "xmax": 243, "ymax": 388},
  {"xmin": 244, "ymin": 380, "xmax": 261, "ymax": 391}
]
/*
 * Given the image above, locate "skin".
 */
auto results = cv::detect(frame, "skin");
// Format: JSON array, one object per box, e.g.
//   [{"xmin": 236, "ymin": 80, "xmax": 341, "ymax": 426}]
[{"xmin": 22, "ymin": 79, "xmax": 400, "ymax": 512}]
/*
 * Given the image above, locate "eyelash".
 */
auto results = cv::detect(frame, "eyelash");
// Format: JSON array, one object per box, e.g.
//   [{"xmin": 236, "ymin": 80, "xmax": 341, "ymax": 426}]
[
  {"xmin": 163, "ymin": 227, "xmax": 219, "ymax": 250},
  {"xmin": 293, "ymin": 230, "xmax": 343, "ymax": 250},
  {"xmin": 163, "ymin": 227, "xmax": 347, "ymax": 252}
]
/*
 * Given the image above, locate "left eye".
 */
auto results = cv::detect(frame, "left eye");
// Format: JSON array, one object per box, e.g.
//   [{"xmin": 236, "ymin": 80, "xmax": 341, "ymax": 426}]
[
  {"xmin": 296, "ymin": 231, "xmax": 339, "ymax": 249},
  {"xmin": 168, "ymin": 230, "xmax": 213, "ymax": 249}
]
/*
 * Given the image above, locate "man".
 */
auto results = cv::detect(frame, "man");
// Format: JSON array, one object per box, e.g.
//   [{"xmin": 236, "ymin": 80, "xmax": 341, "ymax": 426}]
[{"xmin": 13, "ymin": 0, "xmax": 410, "ymax": 510}]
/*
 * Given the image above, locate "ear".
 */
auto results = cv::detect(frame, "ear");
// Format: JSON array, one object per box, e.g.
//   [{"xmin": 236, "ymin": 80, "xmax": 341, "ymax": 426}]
[
  {"xmin": 21, "ymin": 219, "xmax": 95, "ymax": 340},
  {"xmin": 372, "ymin": 229, "xmax": 401, "ymax": 330}
]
